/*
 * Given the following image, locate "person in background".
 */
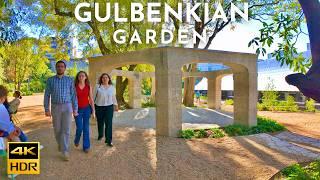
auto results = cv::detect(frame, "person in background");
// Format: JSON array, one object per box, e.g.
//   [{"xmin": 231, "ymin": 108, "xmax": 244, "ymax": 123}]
[
  {"xmin": 0, "ymin": 85, "xmax": 21, "ymax": 142},
  {"xmin": 44, "ymin": 60, "xmax": 78, "ymax": 161},
  {"xmin": 195, "ymin": 90, "xmax": 201, "ymax": 104},
  {"xmin": 93, "ymin": 73, "xmax": 118, "ymax": 147},
  {"xmin": 74, "ymin": 71, "xmax": 95, "ymax": 153},
  {"xmin": 9, "ymin": 91, "xmax": 22, "ymax": 114},
  {"xmin": 3, "ymin": 98, "xmax": 10, "ymax": 114}
]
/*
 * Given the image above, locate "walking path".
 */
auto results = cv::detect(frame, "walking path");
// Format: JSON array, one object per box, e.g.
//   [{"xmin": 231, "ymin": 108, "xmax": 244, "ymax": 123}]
[{"xmin": 0, "ymin": 95, "xmax": 319, "ymax": 179}]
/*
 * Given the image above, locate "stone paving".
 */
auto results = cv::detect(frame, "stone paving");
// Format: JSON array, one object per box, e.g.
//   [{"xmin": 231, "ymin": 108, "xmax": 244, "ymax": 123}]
[
  {"xmin": 275, "ymin": 131, "xmax": 320, "ymax": 149},
  {"xmin": 251, "ymin": 133, "xmax": 320, "ymax": 159},
  {"xmin": 114, "ymin": 107, "xmax": 320, "ymax": 160},
  {"xmin": 114, "ymin": 107, "xmax": 234, "ymax": 129}
]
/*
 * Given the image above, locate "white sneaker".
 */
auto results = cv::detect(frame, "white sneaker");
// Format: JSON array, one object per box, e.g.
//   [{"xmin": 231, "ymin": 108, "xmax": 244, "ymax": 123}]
[
  {"xmin": 62, "ymin": 152, "xmax": 69, "ymax": 161},
  {"xmin": 8, "ymin": 174, "xmax": 18, "ymax": 178}
]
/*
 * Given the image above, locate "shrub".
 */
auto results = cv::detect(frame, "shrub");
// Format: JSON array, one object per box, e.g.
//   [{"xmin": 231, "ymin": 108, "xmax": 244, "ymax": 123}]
[
  {"xmin": 179, "ymin": 117, "xmax": 285, "ymax": 139},
  {"xmin": 200, "ymin": 95, "xmax": 207, "ymax": 100},
  {"xmin": 209, "ymin": 128, "xmax": 225, "ymax": 138},
  {"xmin": 259, "ymin": 94, "xmax": 299, "ymax": 112},
  {"xmin": 305, "ymin": 99, "xmax": 316, "ymax": 112},
  {"xmin": 224, "ymin": 116, "xmax": 285, "ymax": 136},
  {"xmin": 261, "ymin": 90, "xmax": 279, "ymax": 111},
  {"xmin": 225, "ymin": 99, "xmax": 234, "ymax": 105},
  {"xmin": 141, "ymin": 97, "xmax": 156, "ymax": 108},
  {"xmin": 284, "ymin": 95, "xmax": 299, "ymax": 112},
  {"xmin": 281, "ymin": 160, "xmax": 320, "ymax": 179},
  {"xmin": 178, "ymin": 129, "xmax": 194, "ymax": 139},
  {"xmin": 257, "ymin": 103, "xmax": 266, "ymax": 111},
  {"xmin": 223, "ymin": 124, "xmax": 250, "ymax": 136},
  {"xmin": 256, "ymin": 116, "xmax": 285, "ymax": 133},
  {"xmin": 195, "ymin": 129, "xmax": 208, "ymax": 138}
]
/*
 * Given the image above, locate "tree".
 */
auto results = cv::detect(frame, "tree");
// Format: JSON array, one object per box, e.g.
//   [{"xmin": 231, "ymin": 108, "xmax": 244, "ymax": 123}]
[
  {"xmin": 29, "ymin": 0, "xmax": 290, "ymax": 107},
  {"xmin": 34, "ymin": 0, "xmax": 164, "ymax": 108},
  {"xmin": 286, "ymin": 0, "xmax": 320, "ymax": 102},
  {"xmin": 249, "ymin": 0, "xmax": 320, "ymax": 102},
  {"xmin": 0, "ymin": 38, "xmax": 49, "ymax": 91}
]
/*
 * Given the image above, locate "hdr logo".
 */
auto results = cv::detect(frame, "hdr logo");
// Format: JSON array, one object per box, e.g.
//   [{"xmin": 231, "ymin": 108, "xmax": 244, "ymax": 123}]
[{"xmin": 7, "ymin": 142, "xmax": 40, "ymax": 174}]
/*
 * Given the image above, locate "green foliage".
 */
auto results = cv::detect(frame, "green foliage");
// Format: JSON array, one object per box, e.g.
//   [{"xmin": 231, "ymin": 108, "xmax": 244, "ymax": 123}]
[
  {"xmin": 195, "ymin": 129, "xmax": 208, "ymax": 138},
  {"xmin": 224, "ymin": 116, "xmax": 285, "ymax": 136},
  {"xmin": 259, "ymin": 90, "xmax": 279, "ymax": 111},
  {"xmin": 224, "ymin": 124, "xmax": 251, "ymax": 136},
  {"xmin": 141, "ymin": 97, "xmax": 156, "ymax": 108},
  {"xmin": 209, "ymin": 128, "xmax": 225, "ymax": 138},
  {"xmin": 271, "ymin": 95, "xmax": 299, "ymax": 112},
  {"xmin": 258, "ymin": 79, "xmax": 298, "ymax": 112},
  {"xmin": 225, "ymin": 99, "xmax": 234, "ymax": 105},
  {"xmin": 178, "ymin": 129, "xmax": 194, "ymax": 139},
  {"xmin": 141, "ymin": 78, "xmax": 152, "ymax": 96},
  {"xmin": 256, "ymin": 116, "xmax": 286, "ymax": 132},
  {"xmin": 179, "ymin": 117, "xmax": 284, "ymax": 139},
  {"xmin": 258, "ymin": 78, "xmax": 279, "ymax": 111},
  {"xmin": 281, "ymin": 160, "xmax": 320, "ymax": 179},
  {"xmin": 0, "ymin": 39, "xmax": 51, "ymax": 92},
  {"xmin": 66, "ymin": 62, "xmax": 78, "ymax": 77},
  {"xmin": 200, "ymin": 95, "xmax": 207, "ymax": 101},
  {"xmin": 305, "ymin": 99, "xmax": 316, "ymax": 112},
  {"xmin": 249, "ymin": 2, "xmax": 310, "ymax": 74}
]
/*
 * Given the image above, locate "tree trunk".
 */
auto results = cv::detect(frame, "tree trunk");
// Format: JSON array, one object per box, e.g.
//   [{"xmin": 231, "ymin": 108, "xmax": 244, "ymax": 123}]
[
  {"xmin": 116, "ymin": 75, "xmax": 129, "ymax": 108},
  {"xmin": 286, "ymin": 0, "xmax": 320, "ymax": 102},
  {"xmin": 115, "ymin": 65, "xmax": 137, "ymax": 108},
  {"xmin": 183, "ymin": 64, "xmax": 197, "ymax": 107}
]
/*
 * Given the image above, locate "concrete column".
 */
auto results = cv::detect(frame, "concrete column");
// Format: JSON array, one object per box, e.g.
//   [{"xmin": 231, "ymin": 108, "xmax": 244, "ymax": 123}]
[
  {"xmin": 151, "ymin": 77, "xmax": 156, "ymax": 103},
  {"xmin": 284, "ymin": 92, "xmax": 290, "ymax": 100},
  {"xmin": 233, "ymin": 72, "xmax": 257, "ymax": 126},
  {"xmin": 128, "ymin": 73, "xmax": 142, "ymax": 108},
  {"xmin": 207, "ymin": 76, "xmax": 222, "ymax": 110},
  {"xmin": 155, "ymin": 59, "xmax": 182, "ymax": 137}
]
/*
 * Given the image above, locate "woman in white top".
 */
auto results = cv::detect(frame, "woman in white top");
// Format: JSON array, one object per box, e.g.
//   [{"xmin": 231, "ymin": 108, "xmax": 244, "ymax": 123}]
[{"xmin": 93, "ymin": 73, "xmax": 118, "ymax": 147}]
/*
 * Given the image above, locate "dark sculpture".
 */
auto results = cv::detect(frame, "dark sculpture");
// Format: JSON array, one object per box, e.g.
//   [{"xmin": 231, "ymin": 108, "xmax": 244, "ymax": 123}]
[{"xmin": 286, "ymin": 0, "xmax": 320, "ymax": 102}]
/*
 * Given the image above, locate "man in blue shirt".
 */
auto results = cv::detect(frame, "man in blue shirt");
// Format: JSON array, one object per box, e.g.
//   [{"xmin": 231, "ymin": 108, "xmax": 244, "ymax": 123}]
[{"xmin": 44, "ymin": 60, "xmax": 78, "ymax": 161}]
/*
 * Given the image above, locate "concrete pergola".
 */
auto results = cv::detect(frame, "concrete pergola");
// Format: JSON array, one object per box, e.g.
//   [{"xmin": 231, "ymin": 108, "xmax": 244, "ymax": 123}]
[
  {"xmin": 88, "ymin": 47, "xmax": 258, "ymax": 137},
  {"xmin": 109, "ymin": 69, "xmax": 156, "ymax": 109}
]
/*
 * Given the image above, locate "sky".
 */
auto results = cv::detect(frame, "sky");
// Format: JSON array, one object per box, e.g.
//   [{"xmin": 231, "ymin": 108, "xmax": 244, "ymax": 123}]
[
  {"xmin": 207, "ymin": 20, "xmax": 310, "ymax": 59},
  {"xmin": 20, "ymin": 5, "xmax": 310, "ymax": 60}
]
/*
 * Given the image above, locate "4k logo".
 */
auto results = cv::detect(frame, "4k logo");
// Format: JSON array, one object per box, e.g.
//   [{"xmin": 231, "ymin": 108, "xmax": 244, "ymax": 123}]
[
  {"xmin": 7, "ymin": 142, "xmax": 40, "ymax": 174},
  {"xmin": 11, "ymin": 147, "xmax": 36, "ymax": 156}
]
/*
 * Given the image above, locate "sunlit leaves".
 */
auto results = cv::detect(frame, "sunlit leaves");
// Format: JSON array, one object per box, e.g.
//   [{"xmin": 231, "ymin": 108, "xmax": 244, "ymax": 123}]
[
  {"xmin": 0, "ymin": 38, "xmax": 49, "ymax": 90},
  {"xmin": 248, "ymin": 6, "xmax": 309, "ymax": 74}
]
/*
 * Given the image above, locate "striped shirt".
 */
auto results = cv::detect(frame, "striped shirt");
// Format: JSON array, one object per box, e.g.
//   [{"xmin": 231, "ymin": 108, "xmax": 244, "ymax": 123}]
[{"xmin": 44, "ymin": 75, "xmax": 78, "ymax": 112}]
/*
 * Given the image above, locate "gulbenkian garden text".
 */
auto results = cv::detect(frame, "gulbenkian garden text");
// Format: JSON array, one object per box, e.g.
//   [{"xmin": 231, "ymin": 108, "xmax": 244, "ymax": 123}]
[{"xmin": 75, "ymin": 2, "xmax": 249, "ymax": 45}]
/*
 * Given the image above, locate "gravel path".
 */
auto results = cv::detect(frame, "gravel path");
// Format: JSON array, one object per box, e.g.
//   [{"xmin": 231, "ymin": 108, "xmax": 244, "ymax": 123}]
[{"xmin": 0, "ymin": 96, "xmax": 319, "ymax": 179}]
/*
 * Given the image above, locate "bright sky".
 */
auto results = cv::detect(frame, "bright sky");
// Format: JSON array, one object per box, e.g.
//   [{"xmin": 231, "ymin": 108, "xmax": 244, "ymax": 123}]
[
  {"xmin": 207, "ymin": 20, "xmax": 310, "ymax": 59},
  {"xmin": 22, "ymin": 17, "xmax": 310, "ymax": 59}
]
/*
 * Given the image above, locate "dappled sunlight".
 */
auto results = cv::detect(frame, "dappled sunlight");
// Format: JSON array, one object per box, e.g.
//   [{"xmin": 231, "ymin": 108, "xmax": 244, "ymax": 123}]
[
  {"xmin": 182, "ymin": 123, "xmax": 220, "ymax": 129},
  {"xmin": 186, "ymin": 110, "xmax": 201, "ymax": 117},
  {"xmin": 6, "ymin": 99, "xmax": 319, "ymax": 179},
  {"xmin": 205, "ymin": 108, "xmax": 233, "ymax": 119},
  {"xmin": 134, "ymin": 108, "xmax": 150, "ymax": 120}
]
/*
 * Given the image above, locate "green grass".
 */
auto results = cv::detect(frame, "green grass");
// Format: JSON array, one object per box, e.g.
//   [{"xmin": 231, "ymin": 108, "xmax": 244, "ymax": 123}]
[
  {"xmin": 281, "ymin": 160, "xmax": 320, "ymax": 179},
  {"xmin": 179, "ymin": 116, "xmax": 285, "ymax": 139}
]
